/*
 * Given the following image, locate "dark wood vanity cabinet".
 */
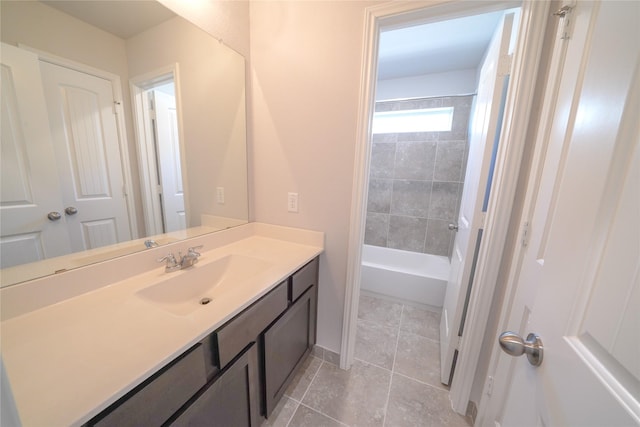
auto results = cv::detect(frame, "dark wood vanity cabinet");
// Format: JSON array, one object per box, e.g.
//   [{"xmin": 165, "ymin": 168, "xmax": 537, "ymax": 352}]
[
  {"xmin": 169, "ymin": 343, "xmax": 261, "ymax": 427},
  {"xmin": 263, "ymin": 259, "xmax": 318, "ymax": 416},
  {"xmin": 86, "ymin": 257, "xmax": 318, "ymax": 427}
]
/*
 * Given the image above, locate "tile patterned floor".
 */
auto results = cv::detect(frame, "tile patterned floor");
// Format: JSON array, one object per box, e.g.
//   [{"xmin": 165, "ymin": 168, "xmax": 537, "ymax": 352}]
[{"xmin": 262, "ymin": 293, "xmax": 471, "ymax": 427}]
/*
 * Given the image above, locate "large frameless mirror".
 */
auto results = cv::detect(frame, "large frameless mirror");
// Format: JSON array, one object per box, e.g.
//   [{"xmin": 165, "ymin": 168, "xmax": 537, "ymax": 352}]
[{"xmin": 0, "ymin": 0, "xmax": 248, "ymax": 287}]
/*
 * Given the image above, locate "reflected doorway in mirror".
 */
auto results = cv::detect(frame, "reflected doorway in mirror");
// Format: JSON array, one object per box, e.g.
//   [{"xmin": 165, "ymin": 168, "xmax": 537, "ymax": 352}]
[{"xmin": 131, "ymin": 66, "xmax": 187, "ymax": 236}]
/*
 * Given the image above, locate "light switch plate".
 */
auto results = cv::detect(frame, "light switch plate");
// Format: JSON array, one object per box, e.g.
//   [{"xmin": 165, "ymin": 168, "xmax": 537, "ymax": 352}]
[
  {"xmin": 287, "ymin": 192, "xmax": 298, "ymax": 213},
  {"xmin": 216, "ymin": 187, "xmax": 225, "ymax": 204}
]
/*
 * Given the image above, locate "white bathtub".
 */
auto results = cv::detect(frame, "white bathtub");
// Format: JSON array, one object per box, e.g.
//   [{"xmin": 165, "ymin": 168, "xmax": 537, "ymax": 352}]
[{"xmin": 360, "ymin": 245, "xmax": 450, "ymax": 307}]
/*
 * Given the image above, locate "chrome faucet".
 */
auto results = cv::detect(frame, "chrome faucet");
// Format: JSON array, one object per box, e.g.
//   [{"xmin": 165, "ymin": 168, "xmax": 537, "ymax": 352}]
[{"xmin": 157, "ymin": 245, "xmax": 203, "ymax": 272}]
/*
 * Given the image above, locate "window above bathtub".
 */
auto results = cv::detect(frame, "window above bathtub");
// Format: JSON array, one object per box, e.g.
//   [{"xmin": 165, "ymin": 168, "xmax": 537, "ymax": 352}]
[{"xmin": 372, "ymin": 107, "xmax": 454, "ymax": 134}]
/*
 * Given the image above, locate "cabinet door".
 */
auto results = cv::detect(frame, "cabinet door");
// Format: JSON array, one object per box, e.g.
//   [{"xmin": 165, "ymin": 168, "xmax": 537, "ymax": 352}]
[
  {"xmin": 263, "ymin": 285, "xmax": 317, "ymax": 416},
  {"xmin": 170, "ymin": 343, "xmax": 261, "ymax": 427}
]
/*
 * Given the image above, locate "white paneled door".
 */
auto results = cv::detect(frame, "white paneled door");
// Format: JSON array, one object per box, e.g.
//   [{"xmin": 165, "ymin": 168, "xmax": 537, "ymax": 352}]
[
  {"xmin": 483, "ymin": 1, "xmax": 639, "ymax": 425},
  {"xmin": 153, "ymin": 89, "xmax": 185, "ymax": 233},
  {"xmin": 40, "ymin": 61, "xmax": 131, "ymax": 252},
  {"xmin": 440, "ymin": 11, "xmax": 515, "ymax": 385},
  {"xmin": 0, "ymin": 43, "xmax": 72, "ymax": 268}
]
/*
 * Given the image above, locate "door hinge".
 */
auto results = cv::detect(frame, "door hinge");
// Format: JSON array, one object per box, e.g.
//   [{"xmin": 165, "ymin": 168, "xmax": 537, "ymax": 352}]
[
  {"xmin": 456, "ymin": 335, "xmax": 463, "ymax": 350},
  {"xmin": 113, "ymin": 100, "xmax": 121, "ymax": 114},
  {"xmin": 553, "ymin": 1, "xmax": 577, "ymax": 40},
  {"xmin": 521, "ymin": 220, "xmax": 530, "ymax": 247}
]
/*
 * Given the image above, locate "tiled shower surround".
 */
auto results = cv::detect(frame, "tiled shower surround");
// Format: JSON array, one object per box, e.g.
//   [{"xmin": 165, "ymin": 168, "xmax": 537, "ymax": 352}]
[{"xmin": 365, "ymin": 95, "xmax": 474, "ymax": 258}]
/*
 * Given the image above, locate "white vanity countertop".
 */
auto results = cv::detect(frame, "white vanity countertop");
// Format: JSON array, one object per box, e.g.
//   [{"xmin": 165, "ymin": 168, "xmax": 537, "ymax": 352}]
[{"xmin": 0, "ymin": 223, "xmax": 324, "ymax": 427}]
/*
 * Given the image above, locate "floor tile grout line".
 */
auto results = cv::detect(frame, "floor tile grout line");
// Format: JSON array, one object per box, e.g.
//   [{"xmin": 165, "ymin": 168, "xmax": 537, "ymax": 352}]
[
  {"xmin": 285, "ymin": 359, "xmax": 325, "ymax": 427},
  {"xmin": 382, "ymin": 304, "xmax": 404, "ymax": 427},
  {"xmin": 400, "ymin": 327, "xmax": 441, "ymax": 344},
  {"xmin": 353, "ymin": 356, "xmax": 393, "ymax": 373},
  {"xmin": 297, "ymin": 402, "xmax": 351, "ymax": 427},
  {"xmin": 393, "ymin": 371, "xmax": 451, "ymax": 393}
]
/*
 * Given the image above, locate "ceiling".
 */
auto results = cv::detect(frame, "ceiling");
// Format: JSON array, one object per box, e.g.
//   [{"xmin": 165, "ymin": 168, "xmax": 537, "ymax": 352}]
[
  {"xmin": 377, "ymin": 10, "xmax": 505, "ymax": 80},
  {"xmin": 41, "ymin": 1, "xmax": 176, "ymax": 39},
  {"xmin": 41, "ymin": 1, "xmax": 502, "ymax": 79}
]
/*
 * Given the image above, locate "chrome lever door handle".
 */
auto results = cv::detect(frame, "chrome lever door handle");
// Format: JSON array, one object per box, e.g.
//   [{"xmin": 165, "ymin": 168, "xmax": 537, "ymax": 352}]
[
  {"xmin": 498, "ymin": 331, "xmax": 543, "ymax": 366},
  {"xmin": 448, "ymin": 223, "xmax": 459, "ymax": 231}
]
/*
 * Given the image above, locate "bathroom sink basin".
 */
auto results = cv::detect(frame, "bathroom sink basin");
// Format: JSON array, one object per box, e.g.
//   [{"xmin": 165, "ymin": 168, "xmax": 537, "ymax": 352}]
[{"xmin": 135, "ymin": 254, "xmax": 273, "ymax": 316}]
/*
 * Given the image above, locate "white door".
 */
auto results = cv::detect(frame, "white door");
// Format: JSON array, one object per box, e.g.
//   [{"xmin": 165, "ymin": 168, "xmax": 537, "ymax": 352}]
[
  {"xmin": 40, "ymin": 61, "xmax": 132, "ymax": 252},
  {"xmin": 0, "ymin": 43, "xmax": 72, "ymax": 268},
  {"xmin": 440, "ymin": 11, "xmax": 515, "ymax": 385},
  {"xmin": 153, "ymin": 89, "xmax": 185, "ymax": 232},
  {"xmin": 482, "ymin": 1, "xmax": 639, "ymax": 425}
]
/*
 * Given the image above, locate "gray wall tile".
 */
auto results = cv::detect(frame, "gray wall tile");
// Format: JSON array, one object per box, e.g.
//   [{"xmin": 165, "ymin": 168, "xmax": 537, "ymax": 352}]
[
  {"xmin": 388, "ymin": 216, "xmax": 428, "ymax": 252},
  {"xmin": 429, "ymin": 182, "xmax": 460, "ymax": 220},
  {"xmin": 367, "ymin": 179, "xmax": 393, "ymax": 213},
  {"xmin": 396, "ymin": 131, "xmax": 439, "ymax": 142},
  {"xmin": 372, "ymin": 133, "xmax": 397, "ymax": 143},
  {"xmin": 434, "ymin": 140, "xmax": 466, "ymax": 182},
  {"xmin": 366, "ymin": 95, "xmax": 473, "ymax": 258},
  {"xmin": 390, "ymin": 180, "xmax": 431, "ymax": 217},
  {"xmin": 393, "ymin": 141, "xmax": 436, "ymax": 180},
  {"xmin": 364, "ymin": 212, "xmax": 389, "ymax": 246},
  {"xmin": 370, "ymin": 142, "xmax": 396, "ymax": 179},
  {"xmin": 425, "ymin": 219, "xmax": 453, "ymax": 256}
]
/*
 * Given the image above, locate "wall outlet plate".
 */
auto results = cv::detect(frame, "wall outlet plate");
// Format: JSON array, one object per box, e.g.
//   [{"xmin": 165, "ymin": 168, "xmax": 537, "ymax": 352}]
[{"xmin": 287, "ymin": 192, "xmax": 298, "ymax": 213}]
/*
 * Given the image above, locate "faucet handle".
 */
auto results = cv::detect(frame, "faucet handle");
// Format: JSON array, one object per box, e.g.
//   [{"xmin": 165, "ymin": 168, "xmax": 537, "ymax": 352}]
[
  {"xmin": 187, "ymin": 245, "xmax": 203, "ymax": 256},
  {"xmin": 157, "ymin": 253, "xmax": 176, "ymax": 263},
  {"xmin": 157, "ymin": 253, "xmax": 180, "ymax": 272}
]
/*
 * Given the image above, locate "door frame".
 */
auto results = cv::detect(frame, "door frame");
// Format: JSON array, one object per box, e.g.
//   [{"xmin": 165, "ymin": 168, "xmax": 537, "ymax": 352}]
[
  {"xmin": 130, "ymin": 64, "xmax": 189, "ymax": 236},
  {"xmin": 18, "ymin": 44, "xmax": 139, "ymax": 240},
  {"xmin": 341, "ymin": 0, "xmax": 551, "ymax": 414}
]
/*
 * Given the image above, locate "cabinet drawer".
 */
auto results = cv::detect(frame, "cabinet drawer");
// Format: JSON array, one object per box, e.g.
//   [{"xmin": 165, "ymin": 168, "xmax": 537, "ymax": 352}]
[
  {"xmin": 215, "ymin": 281, "xmax": 288, "ymax": 368},
  {"xmin": 90, "ymin": 344, "xmax": 206, "ymax": 427},
  {"xmin": 290, "ymin": 258, "xmax": 318, "ymax": 302}
]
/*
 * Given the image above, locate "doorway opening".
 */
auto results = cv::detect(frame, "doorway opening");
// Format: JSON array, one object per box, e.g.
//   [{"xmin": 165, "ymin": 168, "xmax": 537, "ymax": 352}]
[
  {"xmin": 343, "ymin": 0, "xmax": 550, "ymax": 417},
  {"xmin": 131, "ymin": 66, "xmax": 187, "ymax": 237}
]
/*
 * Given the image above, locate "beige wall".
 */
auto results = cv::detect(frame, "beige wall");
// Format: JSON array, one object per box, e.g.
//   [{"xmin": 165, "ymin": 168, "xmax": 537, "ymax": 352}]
[
  {"xmin": 157, "ymin": 0, "xmax": 250, "ymax": 58},
  {"xmin": 249, "ymin": 1, "xmax": 382, "ymax": 352}
]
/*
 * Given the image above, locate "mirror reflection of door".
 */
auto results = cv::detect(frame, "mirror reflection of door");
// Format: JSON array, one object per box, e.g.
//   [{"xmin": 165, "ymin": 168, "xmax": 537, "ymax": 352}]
[
  {"xmin": 150, "ymin": 83, "xmax": 186, "ymax": 233},
  {"xmin": 40, "ymin": 61, "xmax": 133, "ymax": 252},
  {"xmin": 133, "ymin": 74, "xmax": 186, "ymax": 235},
  {"xmin": 0, "ymin": 43, "xmax": 73, "ymax": 268}
]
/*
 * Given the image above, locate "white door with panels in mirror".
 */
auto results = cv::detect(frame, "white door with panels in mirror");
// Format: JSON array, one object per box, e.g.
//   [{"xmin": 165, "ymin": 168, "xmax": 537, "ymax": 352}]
[
  {"xmin": 440, "ymin": 10, "xmax": 516, "ymax": 385},
  {"xmin": 480, "ymin": 1, "xmax": 639, "ymax": 425},
  {"xmin": 152, "ymin": 87, "xmax": 186, "ymax": 233},
  {"xmin": 130, "ymin": 72, "xmax": 186, "ymax": 237},
  {"xmin": 0, "ymin": 43, "xmax": 72, "ymax": 268},
  {"xmin": 40, "ymin": 61, "xmax": 132, "ymax": 252}
]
